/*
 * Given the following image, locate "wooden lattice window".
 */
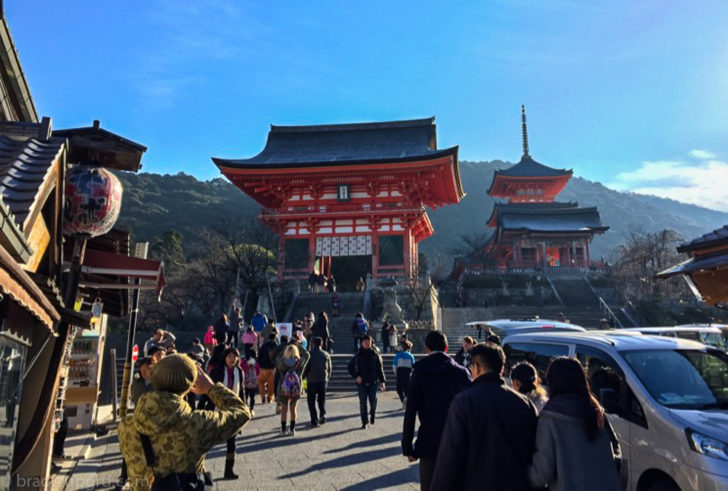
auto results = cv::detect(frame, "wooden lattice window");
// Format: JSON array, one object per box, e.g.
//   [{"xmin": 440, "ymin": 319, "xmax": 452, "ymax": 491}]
[
  {"xmin": 285, "ymin": 239, "xmax": 309, "ymax": 269},
  {"xmin": 379, "ymin": 235, "xmax": 404, "ymax": 266}
]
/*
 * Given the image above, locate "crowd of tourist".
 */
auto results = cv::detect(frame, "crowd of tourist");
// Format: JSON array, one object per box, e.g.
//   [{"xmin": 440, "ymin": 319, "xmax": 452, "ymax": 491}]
[{"xmin": 119, "ymin": 308, "xmax": 623, "ymax": 491}]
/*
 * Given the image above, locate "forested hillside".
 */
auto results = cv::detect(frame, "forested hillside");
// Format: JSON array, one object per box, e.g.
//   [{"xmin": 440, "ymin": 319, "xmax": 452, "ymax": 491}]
[{"xmin": 116, "ymin": 161, "xmax": 728, "ymax": 261}]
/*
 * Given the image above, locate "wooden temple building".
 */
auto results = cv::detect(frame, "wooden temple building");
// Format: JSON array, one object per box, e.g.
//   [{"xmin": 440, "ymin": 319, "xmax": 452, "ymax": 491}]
[
  {"xmin": 658, "ymin": 225, "xmax": 728, "ymax": 306},
  {"xmin": 455, "ymin": 107, "xmax": 608, "ymax": 277},
  {"xmin": 214, "ymin": 118, "xmax": 463, "ymax": 284}
]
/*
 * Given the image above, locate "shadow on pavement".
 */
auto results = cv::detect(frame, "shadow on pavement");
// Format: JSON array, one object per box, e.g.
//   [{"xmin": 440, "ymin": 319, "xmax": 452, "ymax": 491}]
[
  {"xmin": 323, "ymin": 432, "xmax": 400, "ymax": 454},
  {"xmin": 280, "ymin": 446, "xmax": 402, "ymax": 479},
  {"xmin": 340, "ymin": 466, "xmax": 419, "ymax": 490}
]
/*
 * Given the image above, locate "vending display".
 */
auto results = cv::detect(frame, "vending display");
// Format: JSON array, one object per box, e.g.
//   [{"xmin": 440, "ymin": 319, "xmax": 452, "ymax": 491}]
[{"xmin": 64, "ymin": 315, "xmax": 108, "ymax": 430}]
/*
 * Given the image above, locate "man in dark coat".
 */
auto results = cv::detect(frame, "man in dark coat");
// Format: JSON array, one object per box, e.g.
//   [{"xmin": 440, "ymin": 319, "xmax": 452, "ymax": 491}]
[
  {"xmin": 430, "ymin": 342, "xmax": 538, "ymax": 491},
  {"xmin": 453, "ymin": 336, "xmax": 475, "ymax": 368},
  {"xmin": 402, "ymin": 331, "xmax": 471, "ymax": 491},
  {"xmin": 213, "ymin": 313, "xmax": 230, "ymax": 345},
  {"xmin": 302, "ymin": 337, "xmax": 332, "ymax": 427},
  {"xmin": 347, "ymin": 335, "xmax": 386, "ymax": 429}
]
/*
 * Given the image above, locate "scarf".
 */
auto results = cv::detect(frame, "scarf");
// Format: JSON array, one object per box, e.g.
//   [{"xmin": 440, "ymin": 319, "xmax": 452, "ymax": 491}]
[{"xmin": 223, "ymin": 366, "xmax": 241, "ymax": 395}]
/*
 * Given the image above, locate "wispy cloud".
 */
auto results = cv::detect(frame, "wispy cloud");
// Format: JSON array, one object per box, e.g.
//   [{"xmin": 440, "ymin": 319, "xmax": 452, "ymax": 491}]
[
  {"xmin": 609, "ymin": 150, "xmax": 728, "ymax": 211},
  {"xmin": 689, "ymin": 149, "xmax": 716, "ymax": 160},
  {"xmin": 132, "ymin": 1, "xmax": 269, "ymax": 108}
]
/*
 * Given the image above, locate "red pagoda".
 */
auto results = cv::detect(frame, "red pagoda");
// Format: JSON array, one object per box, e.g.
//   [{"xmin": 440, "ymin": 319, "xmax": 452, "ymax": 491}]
[
  {"xmin": 214, "ymin": 118, "xmax": 463, "ymax": 284},
  {"xmin": 480, "ymin": 107, "xmax": 608, "ymax": 270}
]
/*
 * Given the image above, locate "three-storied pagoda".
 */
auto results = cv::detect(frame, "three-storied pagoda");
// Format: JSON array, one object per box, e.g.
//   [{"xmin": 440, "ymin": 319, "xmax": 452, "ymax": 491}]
[
  {"xmin": 214, "ymin": 118, "xmax": 463, "ymax": 284},
  {"xmin": 480, "ymin": 107, "xmax": 608, "ymax": 270}
]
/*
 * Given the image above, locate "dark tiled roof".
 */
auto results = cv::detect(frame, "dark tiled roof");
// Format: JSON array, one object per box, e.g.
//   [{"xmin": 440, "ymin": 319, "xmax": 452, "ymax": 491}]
[
  {"xmin": 677, "ymin": 225, "xmax": 728, "ymax": 254},
  {"xmin": 54, "ymin": 122, "xmax": 147, "ymax": 172},
  {"xmin": 657, "ymin": 250, "xmax": 728, "ymax": 278},
  {"xmin": 494, "ymin": 201, "xmax": 578, "ymax": 211},
  {"xmin": 495, "ymin": 154, "xmax": 572, "ymax": 178},
  {"xmin": 0, "ymin": 135, "xmax": 64, "ymax": 231},
  {"xmin": 497, "ymin": 206, "xmax": 608, "ymax": 233},
  {"xmin": 487, "ymin": 201, "xmax": 579, "ymax": 226},
  {"xmin": 214, "ymin": 117, "xmax": 458, "ymax": 168}
]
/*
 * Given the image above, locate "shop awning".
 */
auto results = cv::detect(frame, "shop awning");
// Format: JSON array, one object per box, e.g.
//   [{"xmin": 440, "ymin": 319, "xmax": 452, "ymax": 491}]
[
  {"xmin": 78, "ymin": 248, "xmax": 165, "ymax": 295},
  {"xmin": 0, "ymin": 245, "xmax": 60, "ymax": 330}
]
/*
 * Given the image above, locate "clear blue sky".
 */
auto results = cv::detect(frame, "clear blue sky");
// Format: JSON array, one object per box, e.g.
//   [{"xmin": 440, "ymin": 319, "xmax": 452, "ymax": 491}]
[{"xmin": 7, "ymin": 1, "xmax": 728, "ymax": 210}]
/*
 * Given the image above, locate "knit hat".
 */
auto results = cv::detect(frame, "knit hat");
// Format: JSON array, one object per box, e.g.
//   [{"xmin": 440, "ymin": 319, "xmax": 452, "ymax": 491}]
[{"xmin": 149, "ymin": 353, "xmax": 197, "ymax": 394}]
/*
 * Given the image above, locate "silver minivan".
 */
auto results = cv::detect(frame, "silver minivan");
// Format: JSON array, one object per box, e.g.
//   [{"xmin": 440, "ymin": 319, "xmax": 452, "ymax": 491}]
[
  {"xmin": 503, "ymin": 331, "xmax": 728, "ymax": 491},
  {"xmin": 622, "ymin": 326, "xmax": 727, "ymax": 352}
]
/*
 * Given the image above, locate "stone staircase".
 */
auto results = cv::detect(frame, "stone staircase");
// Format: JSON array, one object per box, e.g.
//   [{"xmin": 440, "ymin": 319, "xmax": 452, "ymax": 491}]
[
  {"xmin": 285, "ymin": 292, "xmax": 366, "ymax": 354},
  {"xmin": 327, "ymin": 353, "xmax": 425, "ymax": 392},
  {"xmin": 550, "ymin": 277, "xmax": 600, "ymax": 308}
]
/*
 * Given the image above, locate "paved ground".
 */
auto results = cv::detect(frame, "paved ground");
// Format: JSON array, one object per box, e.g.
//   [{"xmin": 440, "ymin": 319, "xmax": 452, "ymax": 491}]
[{"xmin": 59, "ymin": 391, "xmax": 420, "ymax": 490}]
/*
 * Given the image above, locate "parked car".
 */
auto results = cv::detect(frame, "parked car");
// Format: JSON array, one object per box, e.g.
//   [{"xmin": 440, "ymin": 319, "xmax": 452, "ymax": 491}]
[
  {"xmin": 465, "ymin": 319, "xmax": 586, "ymax": 341},
  {"xmin": 623, "ymin": 326, "xmax": 727, "ymax": 351},
  {"xmin": 502, "ymin": 330, "xmax": 728, "ymax": 491}
]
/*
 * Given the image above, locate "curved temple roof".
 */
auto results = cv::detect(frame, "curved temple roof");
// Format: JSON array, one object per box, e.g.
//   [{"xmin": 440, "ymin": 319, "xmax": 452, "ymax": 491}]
[
  {"xmin": 496, "ymin": 206, "xmax": 608, "ymax": 233},
  {"xmin": 213, "ymin": 117, "xmax": 458, "ymax": 168}
]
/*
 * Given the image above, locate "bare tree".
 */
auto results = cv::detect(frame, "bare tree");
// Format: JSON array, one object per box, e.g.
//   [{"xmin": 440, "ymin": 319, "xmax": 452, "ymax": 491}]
[{"xmin": 613, "ymin": 228, "xmax": 686, "ymax": 301}]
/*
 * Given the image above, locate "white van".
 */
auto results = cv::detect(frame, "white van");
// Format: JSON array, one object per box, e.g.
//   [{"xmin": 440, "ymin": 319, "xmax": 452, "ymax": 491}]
[
  {"xmin": 502, "ymin": 331, "xmax": 728, "ymax": 491},
  {"xmin": 465, "ymin": 319, "xmax": 585, "ymax": 340},
  {"xmin": 622, "ymin": 326, "xmax": 727, "ymax": 351}
]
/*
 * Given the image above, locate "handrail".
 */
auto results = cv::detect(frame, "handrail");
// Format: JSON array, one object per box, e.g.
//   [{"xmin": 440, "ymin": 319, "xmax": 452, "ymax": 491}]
[{"xmin": 598, "ymin": 297, "xmax": 623, "ymax": 329}]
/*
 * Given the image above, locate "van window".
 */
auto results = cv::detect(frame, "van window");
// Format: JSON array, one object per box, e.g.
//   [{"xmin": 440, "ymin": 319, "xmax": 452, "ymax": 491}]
[
  {"xmin": 623, "ymin": 349, "xmax": 728, "ymax": 409},
  {"xmin": 576, "ymin": 346, "xmax": 647, "ymax": 427},
  {"xmin": 504, "ymin": 342, "xmax": 569, "ymax": 380}
]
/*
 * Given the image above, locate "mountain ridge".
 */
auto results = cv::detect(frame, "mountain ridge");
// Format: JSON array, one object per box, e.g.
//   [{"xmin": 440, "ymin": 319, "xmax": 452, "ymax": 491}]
[{"xmin": 116, "ymin": 160, "xmax": 728, "ymax": 261}]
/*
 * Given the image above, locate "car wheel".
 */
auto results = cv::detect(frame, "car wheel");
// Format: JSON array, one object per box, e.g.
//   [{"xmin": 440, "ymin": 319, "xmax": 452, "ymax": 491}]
[{"xmin": 646, "ymin": 477, "xmax": 680, "ymax": 491}]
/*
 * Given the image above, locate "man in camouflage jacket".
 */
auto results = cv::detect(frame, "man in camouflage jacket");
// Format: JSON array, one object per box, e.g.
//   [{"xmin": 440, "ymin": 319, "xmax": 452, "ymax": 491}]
[{"xmin": 119, "ymin": 354, "xmax": 250, "ymax": 490}]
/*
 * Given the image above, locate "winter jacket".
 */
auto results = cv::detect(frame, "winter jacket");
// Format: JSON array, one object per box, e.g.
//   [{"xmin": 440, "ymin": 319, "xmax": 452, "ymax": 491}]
[
  {"xmin": 453, "ymin": 347, "xmax": 471, "ymax": 368},
  {"xmin": 311, "ymin": 318, "xmax": 330, "ymax": 340},
  {"xmin": 208, "ymin": 365, "xmax": 245, "ymax": 400},
  {"xmin": 351, "ymin": 317, "xmax": 369, "ymax": 336},
  {"xmin": 229, "ymin": 313, "xmax": 242, "ymax": 332},
  {"xmin": 258, "ymin": 340, "xmax": 278, "ymax": 370},
  {"xmin": 527, "ymin": 395, "xmax": 622, "ymax": 491},
  {"xmin": 401, "ymin": 352, "xmax": 471, "ymax": 459},
  {"xmin": 251, "ymin": 313, "xmax": 268, "ymax": 332},
  {"xmin": 302, "ymin": 347, "xmax": 332, "ymax": 384},
  {"xmin": 392, "ymin": 351, "xmax": 416, "ymax": 375},
  {"xmin": 242, "ymin": 330, "xmax": 257, "ymax": 345},
  {"xmin": 130, "ymin": 376, "xmax": 154, "ymax": 406},
  {"xmin": 430, "ymin": 372, "xmax": 538, "ymax": 491},
  {"xmin": 213, "ymin": 318, "xmax": 229, "ymax": 340},
  {"xmin": 143, "ymin": 332, "xmax": 176, "ymax": 357},
  {"xmin": 119, "ymin": 384, "xmax": 250, "ymax": 490},
  {"xmin": 347, "ymin": 348, "xmax": 385, "ymax": 385}
]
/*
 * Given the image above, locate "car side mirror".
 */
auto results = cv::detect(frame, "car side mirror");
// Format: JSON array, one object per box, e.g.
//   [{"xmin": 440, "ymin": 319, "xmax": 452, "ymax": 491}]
[{"xmin": 599, "ymin": 388, "xmax": 620, "ymax": 414}]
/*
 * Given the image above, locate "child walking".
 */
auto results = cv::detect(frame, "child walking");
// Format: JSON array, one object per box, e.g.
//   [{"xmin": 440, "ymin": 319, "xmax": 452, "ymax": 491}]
[{"xmin": 392, "ymin": 340, "xmax": 415, "ymax": 409}]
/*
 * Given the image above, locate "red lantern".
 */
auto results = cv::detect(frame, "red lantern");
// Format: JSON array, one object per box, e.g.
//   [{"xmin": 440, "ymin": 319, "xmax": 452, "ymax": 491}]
[{"xmin": 63, "ymin": 165, "xmax": 123, "ymax": 237}]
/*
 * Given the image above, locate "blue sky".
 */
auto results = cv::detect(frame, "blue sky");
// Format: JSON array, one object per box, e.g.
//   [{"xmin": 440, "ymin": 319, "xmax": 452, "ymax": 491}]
[{"xmin": 7, "ymin": 1, "xmax": 728, "ymax": 210}]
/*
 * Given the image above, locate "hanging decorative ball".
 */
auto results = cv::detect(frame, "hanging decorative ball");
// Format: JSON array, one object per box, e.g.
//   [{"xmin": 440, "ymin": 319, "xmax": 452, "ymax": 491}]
[{"xmin": 63, "ymin": 165, "xmax": 123, "ymax": 237}]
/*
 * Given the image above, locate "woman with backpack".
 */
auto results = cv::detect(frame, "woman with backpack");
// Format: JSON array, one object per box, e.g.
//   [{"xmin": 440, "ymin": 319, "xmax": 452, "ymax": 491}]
[
  {"xmin": 241, "ymin": 325, "xmax": 258, "ymax": 359},
  {"xmin": 527, "ymin": 357, "xmax": 623, "ymax": 491},
  {"xmin": 208, "ymin": 347, "xmax": 246, "ymax": 480},
  {"xmin": 277, "ymin": 345, "xmax": 303, "ymax": 436},
  {"xmin": 242, "ymin": 355, "xmax": 261, "ymax": 415}
]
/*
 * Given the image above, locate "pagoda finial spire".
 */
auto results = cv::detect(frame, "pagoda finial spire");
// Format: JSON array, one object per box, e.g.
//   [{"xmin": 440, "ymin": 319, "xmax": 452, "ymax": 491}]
[{"xmin": 521, "ymin": 104, "xmax": 529, "ymax": 156}]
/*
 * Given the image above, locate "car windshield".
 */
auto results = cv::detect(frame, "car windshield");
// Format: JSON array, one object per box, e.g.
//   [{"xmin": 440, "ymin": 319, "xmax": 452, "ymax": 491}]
[
  {"xmin": 622, "ymin": 349, "xmax": 728, "ymax": 409},
  {"xmin": 698, "ymin": 332, "xmax": 728, "ymax": 351}
]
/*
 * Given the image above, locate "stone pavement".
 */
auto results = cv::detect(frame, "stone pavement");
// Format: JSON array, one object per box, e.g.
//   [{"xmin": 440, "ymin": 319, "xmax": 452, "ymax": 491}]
[{"xmin": 62, "ymin": 390, "xmax": 420, "ymax": 490}]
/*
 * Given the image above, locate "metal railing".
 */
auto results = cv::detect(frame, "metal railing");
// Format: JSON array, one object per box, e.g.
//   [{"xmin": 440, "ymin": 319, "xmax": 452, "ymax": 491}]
[{"xmin": 598, "ymin": 297, "xmax": 624, "ymax": 329}]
